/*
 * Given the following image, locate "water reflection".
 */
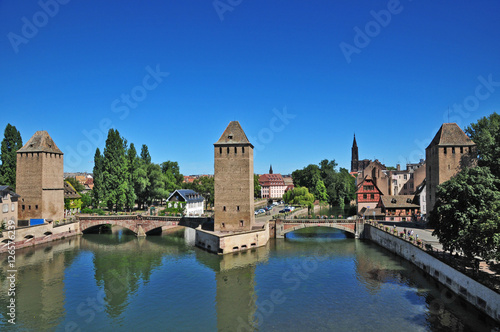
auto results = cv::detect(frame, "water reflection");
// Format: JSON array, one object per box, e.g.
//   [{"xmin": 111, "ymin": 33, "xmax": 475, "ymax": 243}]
[{"xmin": 1, "ymin": 228, "xmax": 498, "ymax": 331}]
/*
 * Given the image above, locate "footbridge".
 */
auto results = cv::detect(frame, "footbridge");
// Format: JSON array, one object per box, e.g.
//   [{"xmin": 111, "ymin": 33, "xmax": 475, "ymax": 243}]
[
  {"xmin": 78, "ymin": 215, "xmax": 211, "ymax": 237},
  {"xmin": 273, "ymin": 218, "xmax": 365, "ymax": 238}
]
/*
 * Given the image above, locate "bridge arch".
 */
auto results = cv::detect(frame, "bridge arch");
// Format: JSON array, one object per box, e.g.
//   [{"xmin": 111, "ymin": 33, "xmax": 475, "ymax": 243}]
[
  {"xmin": 282, "ymin": 223, "xmax": 356, "ymax": 237},
  {"xmin": 275, "ymin": 218, "xmax": 362, "ymax": 239}
]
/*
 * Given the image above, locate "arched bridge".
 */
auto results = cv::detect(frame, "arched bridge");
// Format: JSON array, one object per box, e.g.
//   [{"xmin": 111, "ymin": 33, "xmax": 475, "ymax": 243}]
[
  {"xmin": 78, "ymin": 215, "xmax": 211, "ymax": 237},
  {"xmin": 273, "ymin": 218, "xmax": 365, "ymax": 238}
]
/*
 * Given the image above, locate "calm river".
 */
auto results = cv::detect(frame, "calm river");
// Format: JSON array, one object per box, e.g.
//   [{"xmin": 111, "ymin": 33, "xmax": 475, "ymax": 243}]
[{"xmin": 1, "ymin": 227, "xmax": 498, "ymax": 331}]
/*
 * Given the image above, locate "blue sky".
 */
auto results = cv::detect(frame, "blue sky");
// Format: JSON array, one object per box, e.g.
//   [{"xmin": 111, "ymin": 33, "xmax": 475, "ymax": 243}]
[{"xmin": 1, "ymin": 0, "xmax": 499, "ymax": 175}]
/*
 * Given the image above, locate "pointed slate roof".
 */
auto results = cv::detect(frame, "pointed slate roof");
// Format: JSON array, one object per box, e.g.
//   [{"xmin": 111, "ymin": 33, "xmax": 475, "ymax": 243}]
[
  {"xmin": 17, "ymin": 131, "xmax": 63, "ymax": 154},
  {"xmin": 427, "ymin": 123, "xmax": 475, "ymax": 149},
  {"xmin": 214, "ymin": 121, "xmax": 253, "ymax": 147},
  {"xmin": 352, "ymin": 134, "xmax": 357, "ymax": 147}
]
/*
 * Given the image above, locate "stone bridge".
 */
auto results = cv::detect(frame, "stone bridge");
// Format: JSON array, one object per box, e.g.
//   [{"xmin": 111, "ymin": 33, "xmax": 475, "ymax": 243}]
[
  {"xmin": 78, "ymin": 215, "xmax": 211, "ymax": 237},
  {"xmin": 273, "ymin": 218, "xmax": 365, "ymax": 238}
]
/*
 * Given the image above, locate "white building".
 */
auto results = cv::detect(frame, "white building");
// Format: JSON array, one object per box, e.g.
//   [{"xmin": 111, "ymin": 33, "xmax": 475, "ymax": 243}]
[
  {"xmin": 167, "ymin": 189, "xmax": 205, "ymax": 216},
  {"xmin": 259, "ymin": 173, "xmax": 287, "ymax": 200}
]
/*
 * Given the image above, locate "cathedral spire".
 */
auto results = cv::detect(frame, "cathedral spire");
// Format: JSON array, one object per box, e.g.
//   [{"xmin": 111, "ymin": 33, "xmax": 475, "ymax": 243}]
[
  {"xmin": 351, "ymin": 134, "xmax": 359, "ymax": 173},
  {"xmin": 269, "ymin": 164, "xmax": 273, "ymax": 174}
]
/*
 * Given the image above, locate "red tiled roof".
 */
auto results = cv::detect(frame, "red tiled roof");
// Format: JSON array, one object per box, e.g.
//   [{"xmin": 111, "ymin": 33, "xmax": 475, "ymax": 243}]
[{"xmin": 259, "ymin": 173, "xmax": 286, "ymax": 186}]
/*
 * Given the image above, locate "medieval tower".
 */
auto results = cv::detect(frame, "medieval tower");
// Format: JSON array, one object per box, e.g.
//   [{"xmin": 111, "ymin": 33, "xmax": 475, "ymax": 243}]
[
  {"xmin": 425, "ymin": 123, "xmax": 476, "ymax": 215},
  {"xmin": 214, "ymin": 121, "xmax": 254, "ymax": 232},
  {"xmin": 16, "ymin": 131, "xmax": 64, "ymax": 221}
]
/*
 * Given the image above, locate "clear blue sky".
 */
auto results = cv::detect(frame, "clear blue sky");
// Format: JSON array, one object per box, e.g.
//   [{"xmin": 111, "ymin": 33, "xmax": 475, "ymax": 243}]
[{"xmin": 1, "ymin": 1, "xmax": 499, "ymax": 175}]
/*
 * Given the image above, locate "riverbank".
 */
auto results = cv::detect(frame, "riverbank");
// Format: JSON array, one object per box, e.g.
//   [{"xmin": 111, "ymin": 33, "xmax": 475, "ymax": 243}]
[{"xmin": 364, "ymin": 223, "xmax": 500, "ymax": 322}]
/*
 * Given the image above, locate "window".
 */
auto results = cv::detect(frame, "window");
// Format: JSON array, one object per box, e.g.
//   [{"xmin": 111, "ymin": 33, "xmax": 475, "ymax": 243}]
[
  {"xmin": 227, "ymin": 147, "xmax": 230, "ymax": 154},
  {"xmin": 363, "ymin": 194, "xmax": 367, "ymax": 199},
  {"xmin": 443, "ymin": 147, "xmax": 447, "ymax": 154},
  {"xmin": 11, "ymin": 203, "xmax": 15, "ymax": 212},
  {"xmin": 29, "ymin": 205, "xmax": 31, "ymax": 210},
  {"xmin": 242, "ymin": 146, "xmax": 245, "ymax": 153},
  {"xmin": 228, "ymin": 134, "xmax": 233, "ymax": 139},
  {"xmin": 370, "ymin": 194, "xmax": 374, "ymax": 199},
  {"xmin": 22, "ymin": 205, "xmax": 25, "ymax": 211},
  {"xmin": 240, "ymin": 220, "xmax": 244, "ymax": 227},
  {"xmin": 460, "ymin": 146, "xmax": 463, "ymax": 153},
  {"xmin": 221, "ymin": 223, "xmax": 225, "ymax": 229},
  {"xmin": 223, "ymin": 206, "xmax": 226, "ymax": 211},
  {"xmin": 237, "ymin": 206, "xmax": 240, "ymax": 211},
  {"xmin": 2, "ymin": 204, "xmax": 8, "ymax": 213},
  {"xmin": 404, "ymin": 174, "xmax": 407, "ymax": 180},
  {"xmin": 403, "ymin": 184, "xmax": 407, "ymax": 189},
  {"xmin": 452, "ymin": 147, "xmax": 455, "ymax": 154},
  {"xmin": 219, "ymin": 147, "xmax": 222, "ymax": 154},
  {"xmin": 234, "ymin": 147, "xmax": 237, "ymax": 154}
]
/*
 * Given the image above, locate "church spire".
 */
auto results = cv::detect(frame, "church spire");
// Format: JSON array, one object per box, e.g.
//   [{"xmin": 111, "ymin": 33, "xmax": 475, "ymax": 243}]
[
  {"xmin": 351, "ymin": 134, "xmax": 359, "ymax": 173},
  {"xmin": 269, "ymin": 164, "xmax": 273, "ymax": 174}
]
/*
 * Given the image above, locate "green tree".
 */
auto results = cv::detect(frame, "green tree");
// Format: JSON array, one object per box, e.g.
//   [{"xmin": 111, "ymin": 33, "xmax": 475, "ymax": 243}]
[
  {"xmin": 80, "ymin": 192, "xmax": 92, "ymax": 209},
  {"xmin": 292, "ymin": 164, "xmax": 320, "ymax": 189},
  {"xmin": 102, "ymin": 129, "xmax": 129, "ymax": 212},
  {"xmin": 161, "ymin": 161, "xmax": 184, "ymax": 187},
  {"xmin": 429, "ymin": 166, "xmax": 500, "ymax": 264},
  {"xmin": 184, "ymin": 176, "xmax": 214, "ymax": 207},
  {"xmin": 465, "ymin": 112, "xmax": 500, "ymax": 177},
  {"xmin": 0, "ymin": 124, "xmax": 22, "ymax": 189},
  {"xmin": 312, "ymin": 173, "xmax": 328, "ymax": 202},
  {"xmin": 92, "ymin": 148, "xmax": 104, "ymax": 208},
  {"xmin": 283, "ymin": 186, "xmax": 314, "ymax": 210},
  {"xmin": 254, "ymin": 174, "xmax": 261, "ymax": 198}
]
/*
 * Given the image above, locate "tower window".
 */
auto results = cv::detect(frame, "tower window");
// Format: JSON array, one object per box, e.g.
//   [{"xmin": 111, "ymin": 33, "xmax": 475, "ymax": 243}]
[
  {"xmin": 35, "ymin": 205, "xmax": 38, "ymax": 210},
  {"xmin": 228, "ymin": 134, "xmax": 233, "ymax": 139},
  {"xmin": 219, "ymin": 147, "xmax": 222, "ymax": 154},
  {"xmin": 452, "ymin": 147, "xmax": 455, "ymax": 154},
  {"xmin": 240, "ymin": 220, "xmax": 244, "ymax": 227},
  {"xmin": 443, "ymin": 147, "xmax": 447, "ymax": 154},
  {"xmin": 221, "ymin": 223, "xmax": 225, "ymax": 229},
  {"xmin": 22, "ymin": 205, "xmax": 25, "ymax": 211},
  {"xmin": 29, "ymin": 205, "xmax": 31, "ymax": 210},
  {"xmin": 237, "ymin": 206, "xmax": 240, "ymax": 211},
  {"xmin": 242, "ymin": 147, "xmax": 245, "ymax": 153},
  {"xmin": 227, "ymin": 147, "xmax": 230, "ymax": 154},
  {"xmin": 223, "ymin": 206, "xmax": 226, "ymax": 211},
  {"xmin": 460, "ymin": 147, "xmax": 463, "ymax": 153},
  {"xmin": 234, "ymin": 147, "xmax": 237, "ymax": 154}
]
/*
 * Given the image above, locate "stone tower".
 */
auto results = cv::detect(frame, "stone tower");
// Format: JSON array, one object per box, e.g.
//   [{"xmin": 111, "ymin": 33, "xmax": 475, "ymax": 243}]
[
  {"xmin": 425, "ymin": 123, "xmax": 476, "ymax": 214},
  {"xmin": 351, "ymin": 134, "xmax": 359, "ymax": 173},
  {"xmin": 16, "ymin": 131, "xmax": 64, "ymax": 221},
  {"xmin": 214, "ymin": 121, "xmax": 254, "ymax": 232}
]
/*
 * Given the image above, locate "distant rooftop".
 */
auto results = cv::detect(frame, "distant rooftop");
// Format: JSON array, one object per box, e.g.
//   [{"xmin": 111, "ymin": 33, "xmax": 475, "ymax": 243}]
[
  {"xmin": 17, "ymin": 131, "xmax": 63, "ymax": 154},
  {"xmin": 214, "ymin": 121, "xmax": 253, "ymax": 147}
]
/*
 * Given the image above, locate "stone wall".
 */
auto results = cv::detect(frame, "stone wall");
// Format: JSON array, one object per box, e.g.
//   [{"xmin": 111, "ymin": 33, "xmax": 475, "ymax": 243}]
[
  {"xmin": 0, "ymin": 221, "xmax": 79, "ymax": 253},
  {"xmin": 365, "ymin": 225, "xmax": 500, "ymax": 322}
]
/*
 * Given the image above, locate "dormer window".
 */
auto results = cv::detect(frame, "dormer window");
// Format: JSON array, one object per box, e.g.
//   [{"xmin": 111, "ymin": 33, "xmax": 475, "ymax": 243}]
[
  {"xmin": 228, "ymin": 134, "xmax": 233, "ymax": 140},
  {"xmin": 391, "ymin": 198, "xmax": 397, "ymax": 204}
]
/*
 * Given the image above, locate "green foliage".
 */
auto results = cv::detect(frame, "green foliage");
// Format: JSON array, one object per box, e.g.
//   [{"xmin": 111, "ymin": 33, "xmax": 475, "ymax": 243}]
[
  {"xmin": 102, "ymin": 129, "xmax": 129, "ymax": 212},
  {"xmin": 283, "ymin": 186, "xmax": 314, "ymax": 209},
  {"xmin": 161, "ymin": 161, "xmax": 184, "ymax": 187},
  {"xmin": 465, "ymin": 112, "xmax": 500, "ymax": 178},
  {"xmin": 80, "ymin": 192, "xmax": 92, "ymax": 209},
  {"xmin": 292, "ymin": 159, "xmax": 355, "ymax": 208},
  {"xmin": 0, "ymin": 124, "xmax": 22, "ymax": 189},
  {"xmin": 429, "ymin": 166, "xmax": 500, "ymax": 262},
  {"xmin": 254, "ymin": 174, "xmax": 261, "ymax": 198},
  {"xmin": 81, "ymin": 207, "xmax": 105, "ymax": 215},
  {"xmin": 92, "ymin": 148, "xmax": 104, "ymax": 208}
]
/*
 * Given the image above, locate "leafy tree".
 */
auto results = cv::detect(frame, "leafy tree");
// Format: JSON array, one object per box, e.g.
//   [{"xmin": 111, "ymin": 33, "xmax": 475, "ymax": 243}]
[
  {"xmin": 292, "ymin": 164, "xmax": 320, "ymax": 189},
  {"xmin": 0, "ymin": 124, "xmax": 22, "ymax": 189},
  {"xmin": 66, "ymin": 177, "xmax": 85, "ymax": 193},
  {"xmin": 312, "ymin": 173, "xmax": 328, "ymax": 202},
  {"xmin": 254, "ymin": 174, "xmax": 261, "ymax": 198},
  {"xmin": 92, "ymin": 148, "xmax": 104, "ymax": 208},
  {"xmin": 102, "ymin": 129, "xmax": 129, "ymax": 212},
  {"xmin": 161, "ymin": 161, "xmax": 184, "ymax": 187},
  {"xmin": 140, "ymin": 144, "xmax": 151, "ymax": 164},
  {"xmin": 283, "ymin": 186, "xmax": 314, "ymax": 210},
  {"xmin": 465, "ymin": 112, "xmax": 500, "ymax": 177},
  {"xmin": 184, "ymin": 176, "xmax": 214, "ymax": 207},
  {"xmin": 80, "ymin": 192, "xmax": 92, "ymax": 209},
  {"xmin": 429, "ymin": 166, "xmax": 500, "ymax": 263}
]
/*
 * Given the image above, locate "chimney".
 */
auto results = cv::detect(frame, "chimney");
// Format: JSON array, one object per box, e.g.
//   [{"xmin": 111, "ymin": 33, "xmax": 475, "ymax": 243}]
[{"xmin": 396, "ymin": 164, "xmax": 400, "ymax": 171}]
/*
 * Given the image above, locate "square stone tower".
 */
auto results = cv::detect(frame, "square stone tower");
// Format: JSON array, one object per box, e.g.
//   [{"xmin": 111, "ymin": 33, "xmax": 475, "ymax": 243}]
[
  {"xmin": 214, "ymin": 121, "xmax": 254, "ymax": 232},
  {"xmin": 16, "ymin": 131, "xmax": 64, "ymax": 222},
  {"xmin": 425, "ymin": 123, "xmax": 476, "ymax": 214}
]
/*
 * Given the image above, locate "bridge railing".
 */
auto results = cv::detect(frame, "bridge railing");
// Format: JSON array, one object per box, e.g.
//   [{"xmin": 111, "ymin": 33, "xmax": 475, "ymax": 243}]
[
  {"xmin": 279, "ymin": 218, "xmax": 358, "ymax": 224},
  {"xmin": 77, "ymin": 215, "xmax": 140, "ymax": 221}
]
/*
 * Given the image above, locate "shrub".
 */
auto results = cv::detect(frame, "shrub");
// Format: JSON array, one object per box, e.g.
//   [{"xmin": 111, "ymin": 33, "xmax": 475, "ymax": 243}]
[{"xmin": 399, "ymin": 232, "xmax": 404, "ymax": 237}]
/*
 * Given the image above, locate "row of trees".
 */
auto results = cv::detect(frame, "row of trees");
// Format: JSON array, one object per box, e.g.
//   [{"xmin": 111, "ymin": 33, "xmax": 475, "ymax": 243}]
[
  {"xmin": 290, "ymin": 159, "xmax": 356, "ymax": 210},
  {"xmin": 0, "ymin": 124, "xmax": 23, "ymax": 189},
  {"xmin": 430, "ymin": 112, "xmax": 500, "ymax": 265},
  {"xmin": 92, "ymin": 129, "xmax": 185, "ymax": 211}
]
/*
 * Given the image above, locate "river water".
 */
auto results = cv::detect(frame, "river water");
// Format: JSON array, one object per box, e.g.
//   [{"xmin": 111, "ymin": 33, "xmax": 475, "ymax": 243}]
[{"xmin": 1, "ymin": 227, "xmax": 498, "ymax": 331}]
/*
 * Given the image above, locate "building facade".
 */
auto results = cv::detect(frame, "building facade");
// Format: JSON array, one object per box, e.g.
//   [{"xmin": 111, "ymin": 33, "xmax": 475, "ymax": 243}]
[
  {"xmin": 377, "ymin": 195, "xmax": 420, "ymax": 222},
  {"xmin": 1, "ymin": 186, "xmax": 19, "ymax": 227},
  {"xmin": 356, "ymin": 176, "xmax": 382, "ymax": 213},
  {"xmin": 214, "ymin": 121, "xmax": 254, "ymax": 232},
  {"xmin": 425, "ymin": 123, "xmax": 476, "ymax": 214},
  {"xmin": 259, "ymin": 173, "xmax": 287, "ymax": 199},
  {"xmin": 16, "ymin": 131, "xmax": 64, "ymax": 222},
  {"xmin": 167, "ymin": 189, "xmax": 205, "ymax": 216}
]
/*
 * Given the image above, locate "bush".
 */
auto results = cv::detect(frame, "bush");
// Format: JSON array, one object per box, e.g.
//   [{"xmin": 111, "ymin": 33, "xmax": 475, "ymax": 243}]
[{"xmin": 81, "ymin": 208, "xmax": 105, "ymax": 215}]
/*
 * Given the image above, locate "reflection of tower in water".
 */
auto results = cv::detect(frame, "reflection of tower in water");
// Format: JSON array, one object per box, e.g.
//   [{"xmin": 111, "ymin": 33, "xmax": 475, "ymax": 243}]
[{"xmin": 196, "ymin": 245, "xmax": 270, "ymax": 331}]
